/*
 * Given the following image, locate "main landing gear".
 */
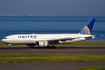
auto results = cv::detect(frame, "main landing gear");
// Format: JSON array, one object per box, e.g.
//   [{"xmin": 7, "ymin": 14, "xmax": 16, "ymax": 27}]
[{"xmin": 51, "ymin": 43, "xmax": 54, "ymax": 47}]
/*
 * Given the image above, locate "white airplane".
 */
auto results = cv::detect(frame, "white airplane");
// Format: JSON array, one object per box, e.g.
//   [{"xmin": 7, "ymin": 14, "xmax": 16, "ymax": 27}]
[{"xmin": 1, "ymin": 19, "xmax": 101, "ymax": 48}]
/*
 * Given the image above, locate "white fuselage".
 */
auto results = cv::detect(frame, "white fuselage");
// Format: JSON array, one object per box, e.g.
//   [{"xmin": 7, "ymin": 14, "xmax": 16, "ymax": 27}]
[{"xmin": 1, "ymin": 34, "xmax": 94, "ymax": 44}]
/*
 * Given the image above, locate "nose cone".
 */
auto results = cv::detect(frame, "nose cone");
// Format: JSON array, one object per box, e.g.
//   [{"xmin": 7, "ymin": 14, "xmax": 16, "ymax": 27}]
[
  {"xmin": 1, "ymin": 39, "xmax": 7, "ymax": 43},
  {"xmin": 1, "ymin": 37, "xmax": 8, "ymax": 43},
  {"xmin": 1, "ymin": 39, "xmax": 4, "ymax": 43}
]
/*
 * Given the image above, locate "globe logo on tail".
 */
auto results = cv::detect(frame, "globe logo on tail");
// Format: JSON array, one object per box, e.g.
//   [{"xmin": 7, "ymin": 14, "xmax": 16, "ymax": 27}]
[{"xmin": 80, "ymin": 26, "xmax": 90, "ymax": 35}]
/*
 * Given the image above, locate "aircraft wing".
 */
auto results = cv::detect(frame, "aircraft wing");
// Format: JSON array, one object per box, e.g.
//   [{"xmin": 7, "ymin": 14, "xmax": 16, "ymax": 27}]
[
  {"xmin": 46, "ymin": 37, "xmax": 80, "ymax": 42},
  {"xmin": 46, "ymin": 35, "xmax": 102, "ymax": 42}
]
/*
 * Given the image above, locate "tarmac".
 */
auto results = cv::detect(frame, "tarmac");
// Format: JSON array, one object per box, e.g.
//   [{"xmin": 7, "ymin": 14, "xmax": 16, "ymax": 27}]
[
  {"xmin": 0, "ymin": 47, "xmax": 105, "ymax": 54},
  {"xmin": 0, "ymin": 46, "xmax": 105, "ymax": 70},
  {"xmin": 0, "ymin": 63, "xmax": 105, "ymax": 70}
]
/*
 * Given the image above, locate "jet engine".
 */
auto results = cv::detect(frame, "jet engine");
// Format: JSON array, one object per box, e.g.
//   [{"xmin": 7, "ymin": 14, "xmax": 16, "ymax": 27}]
[{"xmin": 37, "ymin": 41, "xmax": 48, "ymax": 47}]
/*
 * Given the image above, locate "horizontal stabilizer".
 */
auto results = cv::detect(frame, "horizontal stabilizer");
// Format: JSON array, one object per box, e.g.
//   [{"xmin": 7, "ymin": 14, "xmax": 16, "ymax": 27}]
[{"xmin": 85, "ymin": 35, "xmax": 102, "ymax": 40}]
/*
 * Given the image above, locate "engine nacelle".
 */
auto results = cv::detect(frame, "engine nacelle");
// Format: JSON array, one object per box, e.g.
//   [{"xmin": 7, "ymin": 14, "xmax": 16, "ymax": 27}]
[{"xmin": 37, "ymin": 41, "xmax": 48, "ymax": 47}]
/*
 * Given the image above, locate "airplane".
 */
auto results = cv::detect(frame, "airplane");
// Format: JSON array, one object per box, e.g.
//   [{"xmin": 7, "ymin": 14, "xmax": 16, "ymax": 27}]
[{"xmin": 1, "ymin": 19, "xmax": 101, "ymax": 48}]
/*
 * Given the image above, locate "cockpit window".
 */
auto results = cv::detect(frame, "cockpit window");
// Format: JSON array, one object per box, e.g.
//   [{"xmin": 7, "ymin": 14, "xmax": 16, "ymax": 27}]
[{"xmin": 3, "ymin": 38, "xmax": 7, "ymax": 39}]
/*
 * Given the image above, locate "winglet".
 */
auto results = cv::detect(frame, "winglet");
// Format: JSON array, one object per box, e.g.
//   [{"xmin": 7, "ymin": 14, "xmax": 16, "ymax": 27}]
[{"xmin": 79, "ymin": 19, "xmax": 95, "ymax": 35}]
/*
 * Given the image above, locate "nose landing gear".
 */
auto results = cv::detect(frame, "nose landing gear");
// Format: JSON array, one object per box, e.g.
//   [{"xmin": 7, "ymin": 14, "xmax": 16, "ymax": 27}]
[{"xmin": 8, "ymin": 44, "xmax": 11, "ymax": 48}]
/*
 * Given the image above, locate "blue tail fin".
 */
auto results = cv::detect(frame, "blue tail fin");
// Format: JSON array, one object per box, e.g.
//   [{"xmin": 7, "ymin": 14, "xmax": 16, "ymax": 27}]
[{"xmin": 79, "ymin": 19, "xmax": 95, "ymax": 35}]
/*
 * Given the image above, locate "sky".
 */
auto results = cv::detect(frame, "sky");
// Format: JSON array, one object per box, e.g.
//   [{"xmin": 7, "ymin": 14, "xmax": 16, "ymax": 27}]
[{"xmin": 0, "ymin": 0, "xmax": 105, "ymax": 16}]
